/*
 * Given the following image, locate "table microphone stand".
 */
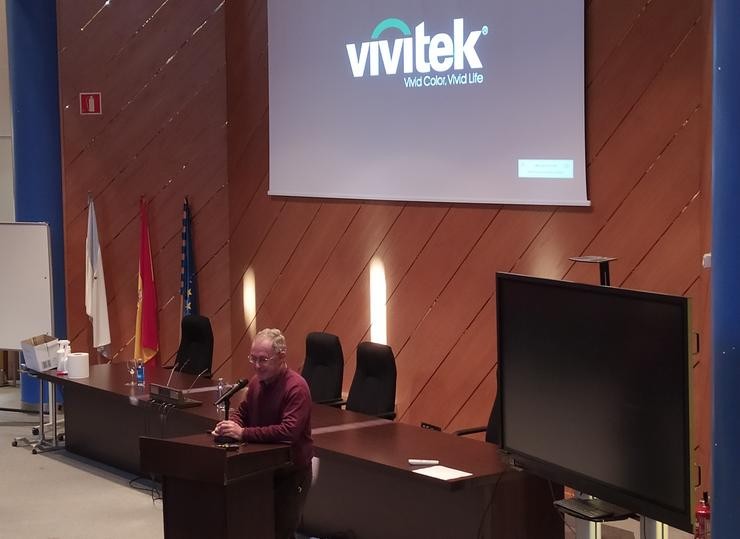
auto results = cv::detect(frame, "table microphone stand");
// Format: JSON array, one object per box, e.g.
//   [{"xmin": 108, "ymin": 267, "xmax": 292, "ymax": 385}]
[{"xmin": 213, "ymin": 397, "xmax": 240, "ymax": 445}]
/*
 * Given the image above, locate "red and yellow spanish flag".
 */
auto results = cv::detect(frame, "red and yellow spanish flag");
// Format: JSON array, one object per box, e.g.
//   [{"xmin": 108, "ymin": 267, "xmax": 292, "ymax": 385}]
[{"xmin": 134, "ymin": 197, "xmax": 159, "ymax": 363}]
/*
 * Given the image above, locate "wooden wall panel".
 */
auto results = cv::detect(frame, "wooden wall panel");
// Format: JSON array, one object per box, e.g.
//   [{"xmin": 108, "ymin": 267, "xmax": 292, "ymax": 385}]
[
  {"xmin": 229, "ymin": 201, "xmax": 322, "ymax": 379},
  {"xmin": 623, "ymin": 197, "xmax": 702, "ymax": 295},
  {"xmin": 585, "ymin": 0, "xmax": 645, "ymax": 81},
  {"xmin": 407, "ymin": 298, "xmax": 498, "ymax": 430},
  {"xmin": 586, "ymin": 0, "xmax": 702, "ymax": 160},
  {"xmin": 62, "ymin": 70, "xmax": 227, "ymax": 317},
  {"xmin": 333, "ymin": 207, "xmax": 498, "ymax": 398},
  {"xmin": 325, "ymin": 206, "xmax": 449, "ymax": 375},
  {"xmin": 57, "ymin": 1, "xmax": 106, "ymax": 34},
  {"xmin": 58, "ymin": 1, "xmax": 229, "ymax": 367},
  {"xmin": 226, "ymin": 114, "xmax": 269, "ymax": 238},
  {"xmin": 223, "ymin": 0, "xmax": 267, "ymax": 146},
  {"xmin": 62, "ymin": 16, "xmax": 226, "ymax": 215},
  {"xmin": 402, "ymin": 207, "xmax": 553, "ymax": 424},
  {"xmin": 228, "ymin": 176, "xmax": 282, "ymax": 291},
  {"xmin": 282, "ymin": 204, "xmax": 403, "ymax": 368},
  {"xmin": 59, "ymin": 1, "xmax": 225, "ymax": 168},
  {"xmin": 565, "ymin": 108, "xmax": 705, "ymax": 286},
  {"xmin": 256, "ymin": 203, "xmax": 361, "ymax": 330},
  {"xmin": 384, "ymin": 208, "xmax": 494, "ymax": 350}
]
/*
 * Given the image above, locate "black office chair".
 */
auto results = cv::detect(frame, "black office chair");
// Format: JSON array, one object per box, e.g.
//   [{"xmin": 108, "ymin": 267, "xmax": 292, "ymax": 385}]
[
  {"xmin": 345, "ymin": 341, "xmax": 397, "ymax": 420},
  {"xmin": 301, "ymin": 332, "xmax": 345, "ymax": 405},
  {"xmin": 173, "ymin": 314, "xmax": 214, "ymax": 377},
  {"xmin": 452, "ymin": 361, "xmax": 502, "ymax": 442},
  {"xmin": 453, "ymin": 391, "xmax": 501, "ymax": 444}
]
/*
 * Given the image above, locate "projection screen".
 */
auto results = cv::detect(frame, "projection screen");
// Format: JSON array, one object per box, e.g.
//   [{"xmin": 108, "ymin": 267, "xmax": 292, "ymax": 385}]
[{"xmin": 267, "ymin": 0, "xmax": 589, "ymax": 206}]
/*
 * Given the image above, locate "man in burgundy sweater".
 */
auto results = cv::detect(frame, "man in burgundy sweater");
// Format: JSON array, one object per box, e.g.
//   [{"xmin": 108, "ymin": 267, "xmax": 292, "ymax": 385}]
[{"xmin": 214, "ymin": 328, "xmax": 313, "ymax": 539}]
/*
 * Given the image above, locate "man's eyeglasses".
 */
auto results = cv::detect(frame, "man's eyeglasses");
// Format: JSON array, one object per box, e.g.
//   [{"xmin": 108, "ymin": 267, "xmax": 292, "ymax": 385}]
[{"xmin": 248, "ymin": 354, "xmax": 278, "ymax": 366}]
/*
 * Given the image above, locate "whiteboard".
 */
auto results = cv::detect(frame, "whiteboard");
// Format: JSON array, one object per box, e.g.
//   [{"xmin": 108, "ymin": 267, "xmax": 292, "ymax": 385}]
[{"xmin": 0, "ymin": 222, "xmax": 54, "ymax": 350}]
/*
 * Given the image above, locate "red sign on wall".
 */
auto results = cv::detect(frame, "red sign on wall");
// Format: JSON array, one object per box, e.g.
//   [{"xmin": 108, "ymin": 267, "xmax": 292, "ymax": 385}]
[{"xmin": 79, "ymin": 92, "xmax": 102, "ymax": 115}]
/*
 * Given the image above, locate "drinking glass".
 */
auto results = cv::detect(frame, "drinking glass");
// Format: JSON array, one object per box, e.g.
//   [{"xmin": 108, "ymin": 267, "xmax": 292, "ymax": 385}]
[{"xmin": 125, "ymin": 359, "xmax": 137, "ymax": 386}]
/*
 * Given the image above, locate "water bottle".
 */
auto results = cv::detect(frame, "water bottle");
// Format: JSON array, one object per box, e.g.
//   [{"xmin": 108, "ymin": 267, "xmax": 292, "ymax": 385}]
[
  {"xmin": 695, "ymin": 491, "xmax": 711, "ymax": 539},
  {"xmin": 216, "ymin": 377, "xmax": 226, "ymax": 413},
  {"xmin": 56, "ymin": 340, "xmax": 70, "ymax": 375},
  {"xmin": 136, "ymin": 359, "xmax": 145, "ymax": 386}
]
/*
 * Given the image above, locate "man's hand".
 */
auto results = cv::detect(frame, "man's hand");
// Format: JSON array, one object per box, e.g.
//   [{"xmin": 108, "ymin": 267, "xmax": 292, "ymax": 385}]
[{"xmin": 214, "ymin": 420, "xmax": 244, "ymax": 440}]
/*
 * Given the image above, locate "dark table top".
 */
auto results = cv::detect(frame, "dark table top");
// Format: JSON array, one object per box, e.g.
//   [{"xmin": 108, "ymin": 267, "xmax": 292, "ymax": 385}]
[
  {"xmin": 313, "ymin": 421, "xmax": 508, "ymax": 490},
  {"xmin": 37, "ymin": 363, "xmax": 507, "ymax": 488},
  {"xmin": 37, "ymin": 363, "xmax": 391, "ymax": 428}
]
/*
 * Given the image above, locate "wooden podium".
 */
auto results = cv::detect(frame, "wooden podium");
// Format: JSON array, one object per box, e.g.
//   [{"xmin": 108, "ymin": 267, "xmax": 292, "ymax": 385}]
[{"xmin": 140, "ymin": 433, "xmax": 291, "ymax": 539}]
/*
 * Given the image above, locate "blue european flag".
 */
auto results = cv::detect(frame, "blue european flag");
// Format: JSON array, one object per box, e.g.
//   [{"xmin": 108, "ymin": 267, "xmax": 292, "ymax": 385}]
[{"xmin": 180, "ymin": 198, "xmax": 198, "ymax": 317}]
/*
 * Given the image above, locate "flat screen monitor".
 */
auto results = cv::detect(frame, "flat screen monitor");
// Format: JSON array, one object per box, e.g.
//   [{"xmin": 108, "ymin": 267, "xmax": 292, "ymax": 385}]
[{"xmin": 496, "ymin": 272, "xmax": 692, "ymax": 532}]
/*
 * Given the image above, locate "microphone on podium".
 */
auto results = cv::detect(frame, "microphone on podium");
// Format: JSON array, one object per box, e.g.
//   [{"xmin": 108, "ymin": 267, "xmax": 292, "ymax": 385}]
[
  {"xmin": 187, "ymin": 368, "xmax": 210, "ymax": 392},
  {"xmin": 214, "ymin": 378, "xmax": 248, "ymax": 407}
]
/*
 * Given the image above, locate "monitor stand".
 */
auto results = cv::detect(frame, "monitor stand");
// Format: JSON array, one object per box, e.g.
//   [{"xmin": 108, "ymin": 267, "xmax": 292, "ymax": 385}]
[{"xmin": 639, "ymin": 517, "xmax": 668, "ymax": 539}]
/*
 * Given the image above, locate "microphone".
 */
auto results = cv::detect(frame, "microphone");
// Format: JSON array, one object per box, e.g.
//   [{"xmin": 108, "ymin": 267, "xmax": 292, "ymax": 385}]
[
  {"xmin": 166, "ymin": 358, "xmax": 190, "ymax": 387},
  {"xmin": 177, "ymin": 358, "xmax": 191, "ymax": 373},
  {"xmin": 214, "ymin": 378, "xmax": 247, "ymax": 406},
  {"xmin": 187, "ymin": 368, "xmax": 210, "ymax": 392}
]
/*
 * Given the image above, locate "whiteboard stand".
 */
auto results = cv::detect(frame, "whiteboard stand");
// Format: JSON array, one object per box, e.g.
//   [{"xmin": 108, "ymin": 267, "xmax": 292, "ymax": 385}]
[
  {"xmin": 30, "ymin": 377, "xmax": 64, "ymax": 454},
  {"xmin": 1, "ymin": 222, "xmax": 61, "ymax": 446},
  {"xmin": 11, "ymin": 375, "xmax": 64, "ymax": 453}
]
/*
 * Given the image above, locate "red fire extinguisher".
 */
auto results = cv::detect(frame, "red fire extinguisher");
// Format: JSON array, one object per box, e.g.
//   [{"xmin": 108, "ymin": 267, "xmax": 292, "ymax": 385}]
[{"xmin": 695, "ymin": 491, "xmax": 711, "ymax": 539}]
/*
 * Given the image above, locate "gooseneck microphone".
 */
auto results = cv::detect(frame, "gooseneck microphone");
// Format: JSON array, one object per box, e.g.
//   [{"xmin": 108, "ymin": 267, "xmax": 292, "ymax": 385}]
[
  {"xmin": 187, "ymin": 368, "xmax": 210, "ymax": 391},
  {"xmin": 176, "ymin": 358, "xmax": 191, "ymax": 373},
  {"xmin": 166, "ymin": 358, "xmax": 190, "ymax": 387},
  {"xmin": 214, "ymin": 378, "xmax": 247, "ymax": 406}
]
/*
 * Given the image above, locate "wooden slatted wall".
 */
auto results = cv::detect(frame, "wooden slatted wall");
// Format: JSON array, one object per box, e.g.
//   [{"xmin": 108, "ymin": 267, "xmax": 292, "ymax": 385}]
[
  {"xmin": 58, "ymin": 0, "xmax": 713, "ymax": 490},
  {"xmin": 57, "ymin": 0, "xmax": 230, "ymax": 369}
]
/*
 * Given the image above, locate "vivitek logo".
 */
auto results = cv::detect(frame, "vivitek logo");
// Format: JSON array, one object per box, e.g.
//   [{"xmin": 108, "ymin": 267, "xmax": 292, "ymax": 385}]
[{"xmin": 346, "ymin": 18, "xmax": 486, "ymax": 78}]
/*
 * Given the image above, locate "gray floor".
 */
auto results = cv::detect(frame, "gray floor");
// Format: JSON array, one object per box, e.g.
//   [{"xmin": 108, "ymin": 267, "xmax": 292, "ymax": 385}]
[{"xmin": 0, "ymin": 385, "xmax": 163, "ymax": 539}]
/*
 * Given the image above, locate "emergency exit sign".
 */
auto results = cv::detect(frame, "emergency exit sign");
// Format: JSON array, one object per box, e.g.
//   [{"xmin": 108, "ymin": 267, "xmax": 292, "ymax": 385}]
[{"xmin": 79, "ymin": 92, "xmax": 102, "ymax": 115}]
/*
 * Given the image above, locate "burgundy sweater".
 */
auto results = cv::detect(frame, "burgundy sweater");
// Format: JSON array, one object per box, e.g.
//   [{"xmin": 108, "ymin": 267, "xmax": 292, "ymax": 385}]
[{"xmin": 231, "ymin": 368, "xmax": 313, "ymax": 469}]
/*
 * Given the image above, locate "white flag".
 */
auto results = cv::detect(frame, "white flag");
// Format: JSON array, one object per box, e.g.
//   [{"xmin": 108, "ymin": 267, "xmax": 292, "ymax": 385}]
[{"xmin": 85, "ymin": 197, "xmax": 111, "ymax": 356}]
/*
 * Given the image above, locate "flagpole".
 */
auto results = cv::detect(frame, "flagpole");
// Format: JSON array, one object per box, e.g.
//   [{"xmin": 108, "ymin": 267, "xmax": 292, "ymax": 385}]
[
  {"xmin": 88, "ymin": 192, "xmax": 97, "ymax": 366},
  {"xmin": 87, "ymin": 191, "xmax": 94, "ymax": 365}
]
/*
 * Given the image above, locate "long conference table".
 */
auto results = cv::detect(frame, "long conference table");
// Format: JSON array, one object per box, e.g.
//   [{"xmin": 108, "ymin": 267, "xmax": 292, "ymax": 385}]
[{"xmin": 36, "ymin": 364, "xmax": 563, "ymax": 539}]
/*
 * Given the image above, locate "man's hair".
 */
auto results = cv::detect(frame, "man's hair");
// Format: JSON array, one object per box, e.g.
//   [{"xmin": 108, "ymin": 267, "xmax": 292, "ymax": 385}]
[{"xmin": 255, "ymin": 328, "xmax": 287, "ymax": 356}]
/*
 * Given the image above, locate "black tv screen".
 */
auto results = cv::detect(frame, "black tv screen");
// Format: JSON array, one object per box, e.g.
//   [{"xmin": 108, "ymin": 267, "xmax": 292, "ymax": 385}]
[{"xmin": 496, "ymin": 273, "xmax": 692, "ymax": 532}]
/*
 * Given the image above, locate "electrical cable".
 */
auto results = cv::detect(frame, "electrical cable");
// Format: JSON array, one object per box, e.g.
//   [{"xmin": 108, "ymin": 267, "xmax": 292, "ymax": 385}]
[
  {"xmin": 477, "ymin": 470, "xmax": 505, "ymax": 538},
  {"xmin": 128, "ymin": 476, "xmax": 162, "ymax": 504}
]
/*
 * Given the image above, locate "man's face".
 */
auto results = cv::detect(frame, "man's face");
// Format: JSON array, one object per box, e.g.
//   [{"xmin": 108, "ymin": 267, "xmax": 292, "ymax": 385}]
[{"xmin": 250, "ymin": 337, "xmax": 283, "ymax": 382}]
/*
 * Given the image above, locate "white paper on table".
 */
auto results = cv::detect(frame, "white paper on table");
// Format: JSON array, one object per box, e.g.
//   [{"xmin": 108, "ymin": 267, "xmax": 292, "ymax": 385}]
[{"xmin": 411, "ymin": 465, "xmax": 472, "ymax": 480}]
